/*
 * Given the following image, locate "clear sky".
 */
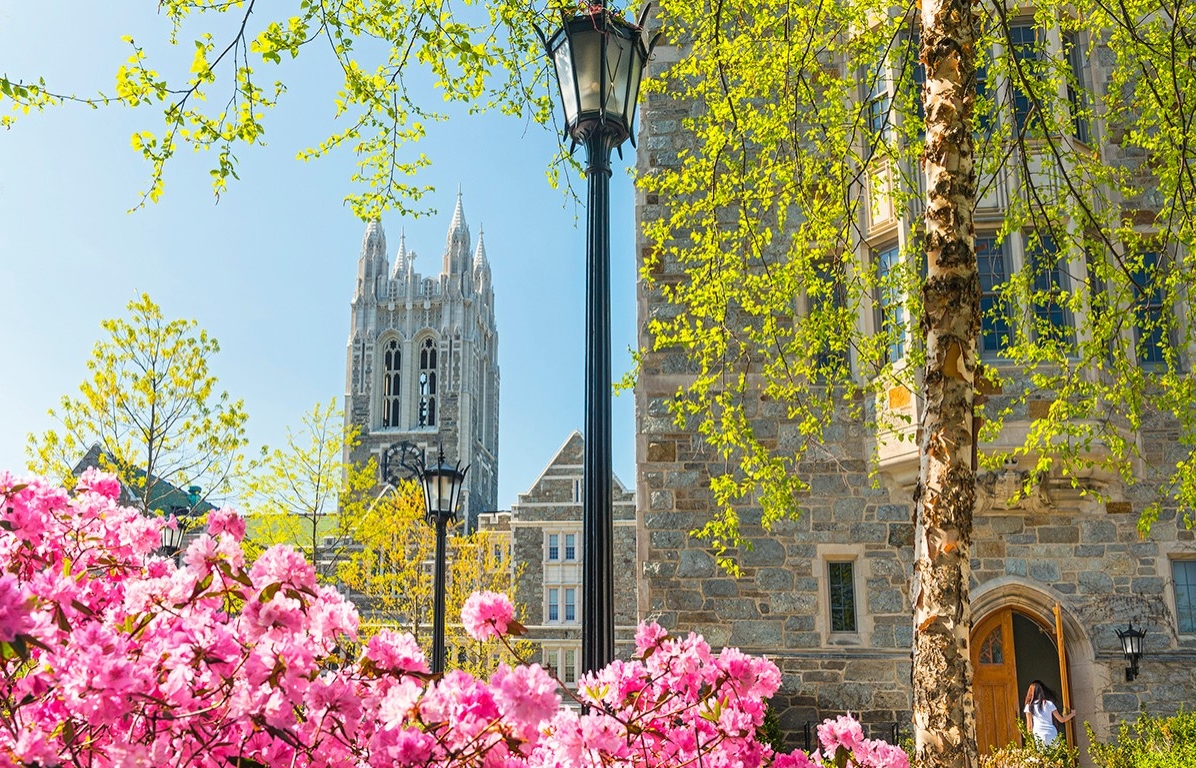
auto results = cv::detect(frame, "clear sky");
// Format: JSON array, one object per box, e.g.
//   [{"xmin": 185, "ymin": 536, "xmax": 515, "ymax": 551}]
[{"xmin": 0, "ymin": 2, "xmax": 639, "ymax": 509}]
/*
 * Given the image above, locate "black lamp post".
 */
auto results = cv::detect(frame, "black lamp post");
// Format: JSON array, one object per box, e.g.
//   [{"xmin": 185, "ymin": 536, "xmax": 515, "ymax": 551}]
[
  {"xmin": 1116, "ymin": 622, "xmax": 1146, "ymax": 681},
  {"xmin": 540, "ymin": 2, "xmax": 658, "ymax": 676},
  {"xmin": 385, "ymin": 442, "xmax": 469, "ymax": 674}
]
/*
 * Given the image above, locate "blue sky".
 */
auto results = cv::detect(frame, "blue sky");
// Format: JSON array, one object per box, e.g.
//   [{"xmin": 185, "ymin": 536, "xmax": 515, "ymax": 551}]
[{"xmin": 0, "ymin": 1, "xmax": 639, "ymax": 509}]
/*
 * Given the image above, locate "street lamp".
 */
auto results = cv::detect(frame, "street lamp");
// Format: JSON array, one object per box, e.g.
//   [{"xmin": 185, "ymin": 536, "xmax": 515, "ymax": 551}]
[
  {"xmin": 383, "ymin": 441, "xmax": 468, "ymax": 674},
  {"xmin": 539, "ymin": 2, "xmax": 658, "ymax": 674}
]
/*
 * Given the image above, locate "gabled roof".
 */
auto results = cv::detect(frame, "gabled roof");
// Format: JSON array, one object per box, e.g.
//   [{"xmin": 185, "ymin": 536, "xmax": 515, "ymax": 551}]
[
  {"xmin": 72, "ymin": 444, "xmax": 217, "ymax": 515},
  {"xmin": 515, "ymin": 431, "xmax": 631, "ymax": 506}
]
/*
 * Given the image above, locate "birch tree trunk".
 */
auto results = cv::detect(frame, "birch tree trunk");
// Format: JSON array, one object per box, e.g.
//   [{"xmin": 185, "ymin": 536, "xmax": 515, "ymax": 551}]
[{"xmin": 913, "ymin": 0, "xmax": 981, "ymax": 764}]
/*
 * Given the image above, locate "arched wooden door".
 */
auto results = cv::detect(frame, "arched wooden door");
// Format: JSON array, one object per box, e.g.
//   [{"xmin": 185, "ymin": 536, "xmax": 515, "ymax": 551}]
[{"xmin": 972, "ymin": 609, "xmax": 1019, "ymax": 756}]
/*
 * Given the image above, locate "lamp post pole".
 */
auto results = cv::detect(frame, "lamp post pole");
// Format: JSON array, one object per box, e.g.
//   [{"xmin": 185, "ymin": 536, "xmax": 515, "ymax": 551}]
[
  {"xmin": 431, "ymin": 511, "xmax": 451, "ymax": 674},
  {"xmin": 540, "ymin": 0, "xmax": 656, "ymax": 677},
  {"xmin": 583, "ymin": 129, "xmax": 615, "ymax": 674},
  {"xmin": 387, "ymin": 441, "xmax": 468, "ymax": 676}
]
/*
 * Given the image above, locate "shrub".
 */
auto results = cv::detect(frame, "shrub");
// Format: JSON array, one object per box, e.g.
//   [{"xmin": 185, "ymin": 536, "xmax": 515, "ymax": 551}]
[
  {"xmin": 1088, "ymin": 711, "xmax": 1196, "ymax": 768},
  {"xmin": 0, "ymin": 471, "xmax": 908, "ymax": 768},
  {"xmin": 980, "ymin": 723, "xmax": 1078, "ymax": 768}
]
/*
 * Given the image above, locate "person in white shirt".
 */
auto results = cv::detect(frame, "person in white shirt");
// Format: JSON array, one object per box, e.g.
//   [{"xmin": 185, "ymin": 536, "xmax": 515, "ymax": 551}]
[{"xmin": 1023, "ymin": 679, "xmax": 1075, "ymax": 745}]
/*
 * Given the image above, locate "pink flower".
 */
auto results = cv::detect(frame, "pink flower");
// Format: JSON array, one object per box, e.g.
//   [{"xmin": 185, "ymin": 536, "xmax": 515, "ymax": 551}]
[
  {"xmin": 365, "ymin": 630, "xmax": 429, "ymax": 674},
  {"xmin": 376, "ymin": 678, "xmax": 423, "ymax": 726},
  {"xmin": 716, "ymin": 646, "xmax": 781, "ymax": 700},
  {"xmin": 818, "ymin": 714, "xmax": 865, "ymax": 758},
  {"xmin": 858, "ymin": 739, "xmax": 910, "ymax": 768},
  {"xmin": 207, "ymin": 507, "xmax": 246, "ymax": 541},
  {"xmin": 461, "ymin": 590, "xmax": 515, "ymax": 640},
  {"xmin": 0, "ymin": 573, "xmax": 34, "ymax": 642},
  {"xmin": 76, "ymin": 467, "xmax": 122, "ymax": 500},
  {"xmin": 774, "ymin": 751, "xmax": 821, "ymax": 768},
  {"xmin": 250, "ymin": 545, "xmax": 317, "ymax": 592},
  {"xmin": 635, "ymin": 621, "xmax": 668, "ymax": 653},
  {"xmin": 490, "ymin": 663, "xmax": 559, "ymax": 737}
]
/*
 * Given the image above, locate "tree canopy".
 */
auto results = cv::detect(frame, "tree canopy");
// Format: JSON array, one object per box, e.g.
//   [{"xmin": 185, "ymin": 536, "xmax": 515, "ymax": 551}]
[
  {"xmin": 27, "ymin": 293, "xmax": 248, "ymax": 514},
  {"xmin": 241, "ymin": 398, "xmax": 377, "ymax": 580},
  {"xmin": 337, "ymin": 480, "xmax": 526, "ymax": 677},
  {"xmin": 637, "ymin": 0, "xmax": 1195, "ymax": 552},
  {"xmin": 1, "ymin": 0, "xmax": 559, "ymax": 215}
]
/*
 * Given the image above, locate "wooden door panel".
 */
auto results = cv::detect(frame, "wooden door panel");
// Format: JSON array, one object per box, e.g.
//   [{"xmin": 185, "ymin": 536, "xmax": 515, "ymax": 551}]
[{"xmin": 972, "ymin": 609, "xmax": 1018, "ymax": 756}]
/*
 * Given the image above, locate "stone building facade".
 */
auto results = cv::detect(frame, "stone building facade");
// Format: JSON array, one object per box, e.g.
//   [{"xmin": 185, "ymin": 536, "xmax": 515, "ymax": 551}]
[
  {"xmin": 633, "ymin": 22, "xmax": 1195, "ymax": 767},
  {"xmin": 344, "ymin": 193, "xmax": 500, "ymax": 527},
  {"xmin": 482, "ymin": 432, "xmax": 637, "ymax": 687}
]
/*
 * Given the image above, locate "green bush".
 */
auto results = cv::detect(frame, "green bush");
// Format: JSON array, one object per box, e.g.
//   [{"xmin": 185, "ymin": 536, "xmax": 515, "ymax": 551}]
[
  {"xmin": 757, "ymin": 698, "xmax": 788, "ymax": 754},
  {"xmin": 1088, "ymin": 711, "xmax": 1196, "ymax": 768},
  {"xmin": 980, "ymin": 722, "xmax": 1078, "ymax": 768}
]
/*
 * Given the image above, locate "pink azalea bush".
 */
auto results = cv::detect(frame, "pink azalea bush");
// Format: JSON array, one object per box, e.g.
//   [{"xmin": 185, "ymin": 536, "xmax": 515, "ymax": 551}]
[{"xmin": 0, "ymin": 471, "xmax": 907, "ymax": 768}]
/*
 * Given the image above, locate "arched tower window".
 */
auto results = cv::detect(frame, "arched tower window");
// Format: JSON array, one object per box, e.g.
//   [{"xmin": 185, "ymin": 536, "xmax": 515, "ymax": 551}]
[
  {"xmin": 382, "ymin": 338, "xmax": 401, "ymax": 428},
  {"xmin": 418, "ymin": 338, "xmax": 438, "ymax": 427}
]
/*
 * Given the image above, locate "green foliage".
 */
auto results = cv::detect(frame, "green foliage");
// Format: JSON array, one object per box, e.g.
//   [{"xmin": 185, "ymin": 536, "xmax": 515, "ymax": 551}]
[
  {"xmin": 637, "ymin": 0, "xmax": 1196, "ymax": 561},
  {"xmin": 756, "ymin": 698, "xmax": 788, "ymax": 753},
  {"xmin": 980, "ymin": 722, "xmax": 1078, "ymax": 768},
  {"xmin": 338, "ymin": 481, "xmax": 527, "ymax": 677},
  {"xmin": 1, "ymin": 1, "xmax": 566, "ymax": 214},
  {"xmin": 240, "ymin": 399, "xmax": 377, "ymax": 581},
  {"xmin": 27, "ymin": 293, "xmax": 248, "ymax": 515},
  {"xmin": 1088, "ymin": 712, "xmax": 1196, "ymax": 768}
]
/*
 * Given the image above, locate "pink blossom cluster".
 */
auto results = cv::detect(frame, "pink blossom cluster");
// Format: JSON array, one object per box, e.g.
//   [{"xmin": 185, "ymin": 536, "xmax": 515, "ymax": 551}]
[
  {"xmin": 461, "ymin": 589, "xmax": 516, "ymax": 639},
  {"xmin": 0, "ymin": 471, "xmax": 907, "ymax": 768}
]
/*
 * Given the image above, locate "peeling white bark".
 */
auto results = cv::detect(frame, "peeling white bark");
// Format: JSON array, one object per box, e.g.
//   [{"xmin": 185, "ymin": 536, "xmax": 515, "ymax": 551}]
[{"xmin": 913, "ymin": 0, "xmax": 982, "ymax": 765}]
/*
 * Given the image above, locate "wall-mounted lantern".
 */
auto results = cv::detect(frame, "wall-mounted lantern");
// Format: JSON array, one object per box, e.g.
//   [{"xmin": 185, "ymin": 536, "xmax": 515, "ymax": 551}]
[{"xmin": 1116, "ymin": 622, "xmax": 1146, "ymax": 681}]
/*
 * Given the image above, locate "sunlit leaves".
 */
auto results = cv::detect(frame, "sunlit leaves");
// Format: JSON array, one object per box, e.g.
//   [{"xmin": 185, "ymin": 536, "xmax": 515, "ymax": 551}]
[
  {"xmin": 1, "ymin": 0, "xmax": 565, "ymax": 216},
  {"xmin": 639, "ymin": 0, "xmax": 1196, "ymax": 559},
  {"xmin": 26, "ymin": 294, "xmax": 248, "ymax": 514},
  {"xmin": 239, "ymin": 399, "xmax": 376, "ymax": 581}
]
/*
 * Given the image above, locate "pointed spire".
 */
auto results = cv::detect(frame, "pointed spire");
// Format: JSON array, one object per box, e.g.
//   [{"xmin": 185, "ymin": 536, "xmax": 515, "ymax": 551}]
[
  {"xmin": 448, "ymin": 187, "xmax": 467, "ymax": 240},
  {"xmin": 473, "ymin": 224, "xmax": 489, "ymax": 272},
  {"xmin": 362, "ymin": 219, "xmax": 386, "ymax": 257},
  {"xmin": 444, "ymin": 186, "xmax": 470, "ymax": 276},
  {"xmin": 392, "ymin": 229, "xmax": 408, "ymax": 278}
]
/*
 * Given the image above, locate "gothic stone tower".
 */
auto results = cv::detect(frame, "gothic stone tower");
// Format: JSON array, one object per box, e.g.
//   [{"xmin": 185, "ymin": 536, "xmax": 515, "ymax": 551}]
[{"xmin": 345, "ymin": 192, "xmax": 500, "ymax": 527}]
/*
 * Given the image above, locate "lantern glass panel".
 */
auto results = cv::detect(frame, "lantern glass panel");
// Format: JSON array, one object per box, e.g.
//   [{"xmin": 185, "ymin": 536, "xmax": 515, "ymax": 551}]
[
  {"xmin": 160, "ymin": 523, "xmax": 183, "ymax": 552},
  {"xmin": 551, "ymin": 34, "xmax": 579, "ymax": 124},
  {"xmin": 571, "ymin": 29, "xmax": 604, "ymax": 115},
  {"xmin": 437, "ymin": 472, "xmax": 454, "ymax": 514},
  {"xmin": 422, "ymin": 474, "xmax": 438, "ymax": 517},
  {"xmin": 604, "ymin": 33, "xmax": 633, "ymax": 123},
  {"xmin": 624, "ymin": 52, "xmax": 645, "ymax": 128}
]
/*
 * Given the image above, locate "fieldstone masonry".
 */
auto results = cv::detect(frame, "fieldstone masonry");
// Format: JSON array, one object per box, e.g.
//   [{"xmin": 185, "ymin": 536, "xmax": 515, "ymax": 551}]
[
  {"xmin": 633, "ymin": 33, "xmax": 1196, "ymax": 764},
  {"xmin": 506, "ymin": 432, "xmax": 639, "ymax": 676}
]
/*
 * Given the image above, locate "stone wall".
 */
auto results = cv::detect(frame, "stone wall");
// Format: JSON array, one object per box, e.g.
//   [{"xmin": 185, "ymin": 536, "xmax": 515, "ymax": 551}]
[
  {"xmin": 510, "ymin": 432, "xmax": 640, "ymax": 667},
  {"xmin": 632, "ymin": 37, "xmax": 1196, "ymax": 759}
]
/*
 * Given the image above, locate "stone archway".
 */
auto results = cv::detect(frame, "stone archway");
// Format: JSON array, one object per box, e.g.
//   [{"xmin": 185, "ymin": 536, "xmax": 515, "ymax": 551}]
[{"xmin": 971, "ymin": 579, "xmax": 1099, "ymax": 762}]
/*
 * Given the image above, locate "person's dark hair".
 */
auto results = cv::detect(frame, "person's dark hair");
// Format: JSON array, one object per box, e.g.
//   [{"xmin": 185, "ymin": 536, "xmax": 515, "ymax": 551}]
[{"xmin": 1024, "ymin": 680, "xmax": 1057, "ymax": 711}]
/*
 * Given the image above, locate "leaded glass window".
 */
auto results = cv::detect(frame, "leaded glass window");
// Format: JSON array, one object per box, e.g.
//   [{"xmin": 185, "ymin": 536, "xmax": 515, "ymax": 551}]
[
  {"xmin": 976, "ymin": 236, "xmax": 1010, "ymax": 354},
  {"xmin": 1174, "ymin": 560, "xmax": 1196, "ymax": 634},
  {"xmin": 828, "ymin": 561, "xmax": 858, "ymax": 633},
  {"xmin": 874, "ymin": 244, "xmax": 905, "ymax": 362},
  {"xmin": 1026, "ymin": 234, "xmax": 1075, "ymax": 346},
  {"xmin": 417, "ymin": 338, "xmax": 438, "ymax": 427},
  {"xmin": 382, "ymin": 338, "xmax": 401, "ymax": 428}
]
